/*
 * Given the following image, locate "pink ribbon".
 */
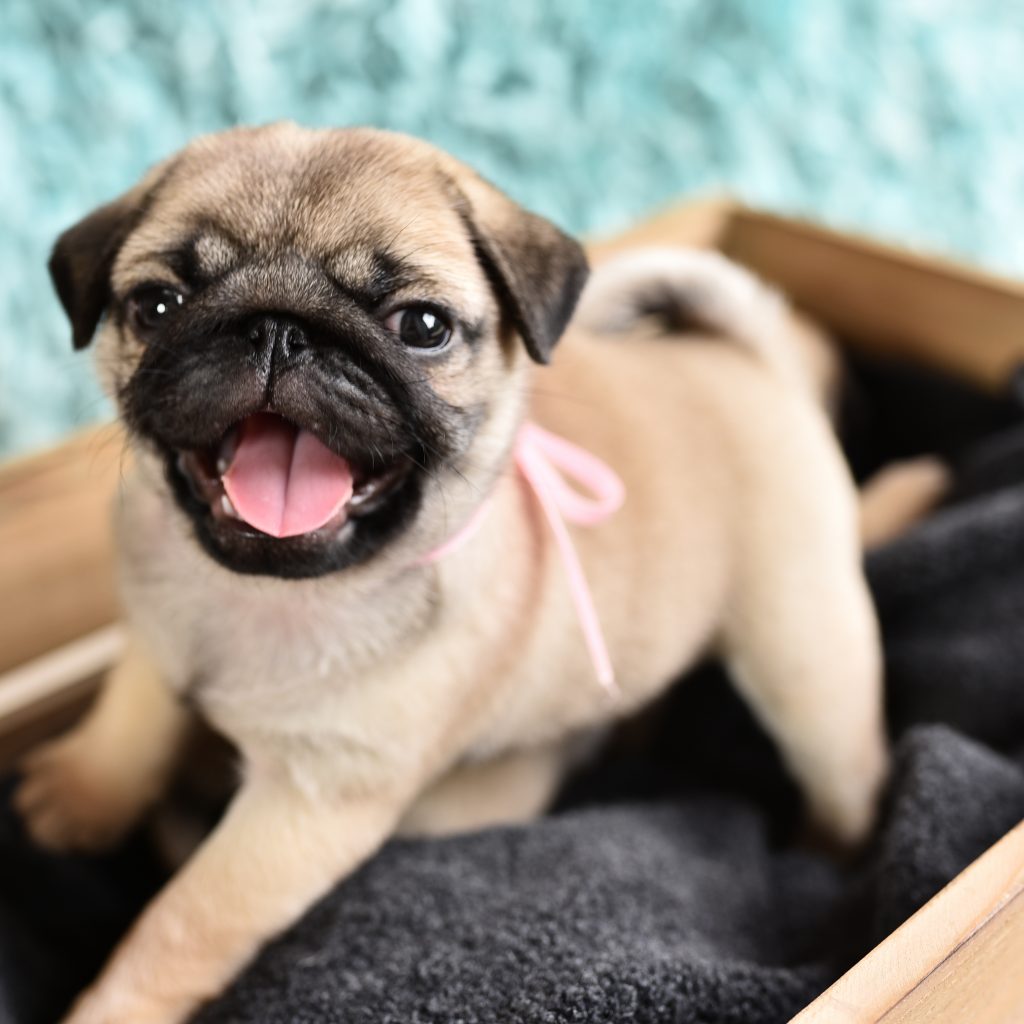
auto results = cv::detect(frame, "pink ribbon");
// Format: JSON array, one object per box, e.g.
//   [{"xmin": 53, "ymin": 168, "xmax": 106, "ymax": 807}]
[{"xmin": 420, "ymin": 422, "xmax": 625, "ymax": 696}]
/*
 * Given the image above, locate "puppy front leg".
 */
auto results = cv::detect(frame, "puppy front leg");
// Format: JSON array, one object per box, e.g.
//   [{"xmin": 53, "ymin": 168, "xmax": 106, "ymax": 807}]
[
  {"xmin": 61, "ymin": 770, "xmax": 406, "ymax": 1024},
  {"xmin": 15, "ymin": 636, "xmax": 189, "ymax": 851}
]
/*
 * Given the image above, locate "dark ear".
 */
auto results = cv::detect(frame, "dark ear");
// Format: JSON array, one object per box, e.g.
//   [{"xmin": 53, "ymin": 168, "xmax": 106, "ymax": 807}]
[
  {"xmin": 456, "ymin": 174, "xmax": 589, "ymax": 364},
  {"xmin": 49, "ymin": 191, "xmax": 145, "ymax": 349}
]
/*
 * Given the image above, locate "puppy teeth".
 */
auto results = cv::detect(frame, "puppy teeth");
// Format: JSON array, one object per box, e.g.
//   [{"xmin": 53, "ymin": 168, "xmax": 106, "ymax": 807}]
[
  {"xmin": 217, "ymin": 427, "xmax": 239, "ymax": 475},
  {"xmin": 220, "ymin": 494, "xmax": 239, "ymax": 519}
]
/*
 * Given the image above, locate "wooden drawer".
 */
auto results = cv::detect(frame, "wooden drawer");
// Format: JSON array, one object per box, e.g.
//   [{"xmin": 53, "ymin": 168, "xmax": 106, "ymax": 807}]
[{"xmin": 3, "ymin": 200, "xmax": 1023, "ymax": 1022}]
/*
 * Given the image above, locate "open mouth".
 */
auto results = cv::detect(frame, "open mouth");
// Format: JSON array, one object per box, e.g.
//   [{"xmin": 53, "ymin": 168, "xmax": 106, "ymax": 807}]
[{"xmin": 172, "ymin": 412, "xmax": 410, "ymax": 540}]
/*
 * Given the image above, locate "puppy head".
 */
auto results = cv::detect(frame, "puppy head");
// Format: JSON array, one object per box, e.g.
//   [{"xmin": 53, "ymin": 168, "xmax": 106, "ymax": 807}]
[{"xmin": 50, "ymin": 124, "xmax": 588, "ymax": 577}]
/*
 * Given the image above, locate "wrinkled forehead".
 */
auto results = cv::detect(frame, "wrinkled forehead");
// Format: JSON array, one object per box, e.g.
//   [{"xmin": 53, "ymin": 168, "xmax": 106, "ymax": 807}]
[{"xmin": 112, "ymin": 128, "xmax": 485, "ymax": 307}]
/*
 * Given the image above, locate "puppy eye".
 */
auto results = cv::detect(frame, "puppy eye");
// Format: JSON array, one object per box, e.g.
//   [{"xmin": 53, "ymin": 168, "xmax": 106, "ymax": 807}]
[
  {"xmin": 127, "ymin": 285, "xmax": 185, "ymax": 334},
  {"xmin": 384, "ymin": 306, "xmax": 452, "ymax": 350}
]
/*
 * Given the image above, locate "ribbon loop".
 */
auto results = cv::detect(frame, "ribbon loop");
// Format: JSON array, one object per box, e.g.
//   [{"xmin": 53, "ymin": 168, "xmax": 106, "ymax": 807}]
[
  {"xmin": 515, "ymin": 423, "xmax": 626, "ymax": 526},
  {"xmin": 513, "ymin": 423, "xmax": 624, "ymax": 695}
]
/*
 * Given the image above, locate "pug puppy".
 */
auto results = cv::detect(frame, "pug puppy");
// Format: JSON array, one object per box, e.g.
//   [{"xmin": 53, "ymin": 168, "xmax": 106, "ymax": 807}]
[{"xmin": 16, "ymin": 123, "xmax": 887, "ymax": 1024}]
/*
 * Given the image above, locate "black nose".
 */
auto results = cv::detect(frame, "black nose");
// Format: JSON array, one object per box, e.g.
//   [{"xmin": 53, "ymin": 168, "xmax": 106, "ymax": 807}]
[{"xmin": 247, "ymin": 315, "xmax": 307, "ymax": 366}]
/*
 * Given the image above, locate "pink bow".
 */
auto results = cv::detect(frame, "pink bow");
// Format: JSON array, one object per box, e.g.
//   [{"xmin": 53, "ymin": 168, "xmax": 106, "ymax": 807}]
[{"xmin": 421, "ymin": 422, "xmax": 625, "ymax": 696}]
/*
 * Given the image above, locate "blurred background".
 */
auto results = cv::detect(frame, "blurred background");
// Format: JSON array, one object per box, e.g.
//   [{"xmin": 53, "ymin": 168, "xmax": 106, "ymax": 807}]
[{"xmin": 1, "ymin": 0, "xmax": 1023, "ymax": 457}]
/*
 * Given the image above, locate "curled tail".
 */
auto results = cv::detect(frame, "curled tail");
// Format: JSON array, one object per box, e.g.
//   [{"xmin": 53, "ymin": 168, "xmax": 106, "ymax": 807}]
[
  {"xmin": 575, "ymin": 246, "xmax": 837, "ymax": 404},
  {"xmin": 576, "ymin": 246, "xmax": 950, "ymax": 546}
]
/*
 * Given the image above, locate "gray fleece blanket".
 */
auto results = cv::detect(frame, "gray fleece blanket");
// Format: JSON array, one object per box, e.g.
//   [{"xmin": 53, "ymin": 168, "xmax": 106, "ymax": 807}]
[{"xmin": 2, "ymin": 357, "xmax": 1024, "ymax": 1024}]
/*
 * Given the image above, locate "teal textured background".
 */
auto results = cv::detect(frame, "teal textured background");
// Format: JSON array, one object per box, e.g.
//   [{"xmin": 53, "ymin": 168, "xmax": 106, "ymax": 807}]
[{"xmin": 2, "ymin": 0, "xmax": 1023, "ymax": 456}]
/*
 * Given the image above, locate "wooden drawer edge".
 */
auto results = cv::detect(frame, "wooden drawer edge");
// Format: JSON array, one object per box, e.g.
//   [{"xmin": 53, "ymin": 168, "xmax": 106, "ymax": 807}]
[{"xmin": 791, "ymin": 819, "xmax": 1024, "ymax": 1022}]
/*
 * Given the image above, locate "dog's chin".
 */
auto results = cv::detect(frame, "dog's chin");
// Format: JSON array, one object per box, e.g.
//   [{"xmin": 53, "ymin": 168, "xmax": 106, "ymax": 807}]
[{"xmin": 153, "ymin": 424, "xmax": 423, "ymax": 579}]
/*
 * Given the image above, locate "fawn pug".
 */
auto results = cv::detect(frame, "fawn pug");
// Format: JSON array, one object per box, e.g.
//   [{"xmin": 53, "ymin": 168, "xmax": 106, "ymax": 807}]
[{"xmin": 17, "ymin": 124, "xmax": 887, "ymax": 1024}]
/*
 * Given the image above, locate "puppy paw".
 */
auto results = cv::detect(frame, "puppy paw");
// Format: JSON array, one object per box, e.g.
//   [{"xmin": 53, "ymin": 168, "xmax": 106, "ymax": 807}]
[
  {"xmin": 14, "ymin": 734, "xmax": 142, "ymax": 852},
  {"xmin": 860, "ymin": 455, "xmax": 951, "ymax": 548},
  {"xmin": 810, "ymin": 741, "xmax": 891, "ymax": 851}
]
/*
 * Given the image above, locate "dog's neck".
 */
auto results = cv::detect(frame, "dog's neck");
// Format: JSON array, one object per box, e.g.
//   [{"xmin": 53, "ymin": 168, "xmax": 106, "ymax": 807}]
[{"xmin": 419, "ymin": 421, "xmax": 625, "ymax": 693}]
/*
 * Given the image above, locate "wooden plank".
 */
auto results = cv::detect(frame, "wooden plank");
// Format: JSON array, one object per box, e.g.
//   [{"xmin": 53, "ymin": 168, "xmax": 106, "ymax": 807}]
[
  {"xmin": 0, "ymin": 625, "xmax": 120, "ymax": 767},
  {"xmin": 0, "ymin": 424, "xmax": 123, "ymax": 673},
  {"xmin": 591, "ymin": 199, "xmax": 1024, "ymax": 389},
  {"xmin": 791, "ymin": 820, "xmax": 1024, "ymax": 1023},
  {"xmin": 720, "ymin": 208, "xmax": 1024, "ymax": 391},
  {"xmin": 587, "ymin": 195, "xmax": 737, "ymax": 259}
]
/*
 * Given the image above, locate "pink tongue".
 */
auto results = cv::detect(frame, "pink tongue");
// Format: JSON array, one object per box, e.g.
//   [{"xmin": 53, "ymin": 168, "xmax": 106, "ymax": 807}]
[{"xmin": 222, "ymin": 414, "xmax": 354, "ymax": 538}]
